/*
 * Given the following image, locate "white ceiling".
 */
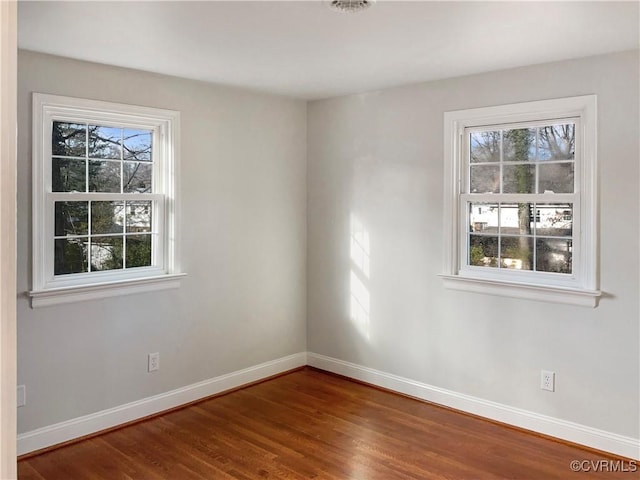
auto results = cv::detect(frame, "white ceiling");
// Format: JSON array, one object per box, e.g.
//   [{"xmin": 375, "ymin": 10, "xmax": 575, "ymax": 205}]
[{"xmin": 18, "ymin": 1, "xmax": 640, "ymax": 100}]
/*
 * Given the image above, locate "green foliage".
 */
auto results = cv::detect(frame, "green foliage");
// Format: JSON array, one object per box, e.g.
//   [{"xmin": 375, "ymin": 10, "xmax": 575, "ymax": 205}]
[
  {"xmin": 54, "ymin": 239, "xmax": 87, "ymax": 275},
  {"xmin": 470, "ymin": 245, "xmax": 485, "ymax": 266},
  {"xmin": 502, "ymin": 246, "xmax": 532, "ymax": 264},
  {"xmin": 126, "ymin": 236, "xmax": 152, "ymax": 268}
]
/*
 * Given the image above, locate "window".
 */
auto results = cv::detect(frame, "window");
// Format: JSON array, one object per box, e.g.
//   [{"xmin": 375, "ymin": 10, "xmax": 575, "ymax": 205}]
[
  {"xmin": 30, "ymin": 94, "xmax": 184, "ymax": 307},
  {"xmin": 441, "ymin": 96, "xmax": 600, "ymax": 307}
]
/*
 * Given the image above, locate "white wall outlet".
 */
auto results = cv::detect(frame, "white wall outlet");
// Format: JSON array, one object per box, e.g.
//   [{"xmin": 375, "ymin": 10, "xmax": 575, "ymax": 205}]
[
  {"xmin": 17, "ymin": 385, "xmax": 26, "ymax": 407},
  {"xmin": 148, "ymin": 352, "xmax": 160, "ymax": 372},
  {"xmin": 541, "ymin": 370, "xmax": 555, "ymax": 392}
]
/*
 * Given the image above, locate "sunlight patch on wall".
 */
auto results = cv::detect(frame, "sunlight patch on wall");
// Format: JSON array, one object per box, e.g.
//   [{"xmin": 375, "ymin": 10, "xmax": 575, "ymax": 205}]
[
  {"xmin": 350, "ymin": 214, "xmax": 370, "ymax": 339},
  {"xmin": 350, "ymin": 214, "xmax": 370, "ymax": 278}
]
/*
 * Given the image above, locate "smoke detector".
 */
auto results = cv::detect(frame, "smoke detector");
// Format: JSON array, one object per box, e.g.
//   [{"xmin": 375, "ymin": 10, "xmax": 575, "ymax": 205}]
[{"xmin": 328, "ymin": 0, "xmax": 376, "ymax": 13}]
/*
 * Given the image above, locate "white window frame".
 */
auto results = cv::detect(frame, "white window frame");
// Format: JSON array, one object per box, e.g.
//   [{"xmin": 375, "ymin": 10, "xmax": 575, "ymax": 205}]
[
  {"xmin": 440, "ymin": 95, "xmax": 600, "ymax": 307},
  {"xmin": 30, "ymin": 93, "xmax": 184, "ymax": 307}
]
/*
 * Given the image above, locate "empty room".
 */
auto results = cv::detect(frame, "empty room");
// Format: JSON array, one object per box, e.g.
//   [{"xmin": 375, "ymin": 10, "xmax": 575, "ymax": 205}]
[{"xmin": 1, "ymin": 0, "xmax": 638, "ymax": 478}]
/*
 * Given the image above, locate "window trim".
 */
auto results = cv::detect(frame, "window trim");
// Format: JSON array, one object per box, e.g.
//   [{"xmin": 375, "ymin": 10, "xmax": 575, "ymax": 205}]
[
  {"xmin": 440, "ymin": 95, "xmax": 600, "ymax": 307},
  {"xmin": 30, "ymin": 93, "xmax": 183, "ymax": 307}
]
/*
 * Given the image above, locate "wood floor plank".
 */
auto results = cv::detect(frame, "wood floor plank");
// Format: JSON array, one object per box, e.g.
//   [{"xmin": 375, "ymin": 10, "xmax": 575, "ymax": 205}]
[{"xmin": 18, "ymin": 368, "xmax": 634, "ymax": 479}]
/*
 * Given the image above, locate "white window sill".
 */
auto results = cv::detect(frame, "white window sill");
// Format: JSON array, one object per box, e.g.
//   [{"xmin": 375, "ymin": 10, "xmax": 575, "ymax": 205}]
[
  {"xmin": 439, "ymin": 274, "xmax": 601, "ymax": 308},
  {"xmin": 28, "ymin": 273, "xmax": 186, "ymax": 308}
]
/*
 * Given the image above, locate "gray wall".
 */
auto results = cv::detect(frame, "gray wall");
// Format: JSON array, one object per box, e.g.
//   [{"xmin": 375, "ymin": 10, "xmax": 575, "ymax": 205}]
[
  {"xmin": 17, "ymin": 50, "xmax": 307, "ymax": 433},
  {"xmin": 17, "ymin": 49, "xmax": 639, "ymax": 443},
  {"xmin": 307, "ymin": 50, "xmax": 639, "ymax": 438}
]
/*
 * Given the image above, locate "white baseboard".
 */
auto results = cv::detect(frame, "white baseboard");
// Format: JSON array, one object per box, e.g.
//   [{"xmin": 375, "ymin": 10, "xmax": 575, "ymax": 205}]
[
  {"xmin": 18, "ymin": 351, "xmax": 639, "ymax": 460},
  {"xmin": 307, "ymin": 352, "xmax": 640, "ymax": 460},
  {"xmin": 17, "ymin": 352, "xmax": 307, "ymax": 456}
]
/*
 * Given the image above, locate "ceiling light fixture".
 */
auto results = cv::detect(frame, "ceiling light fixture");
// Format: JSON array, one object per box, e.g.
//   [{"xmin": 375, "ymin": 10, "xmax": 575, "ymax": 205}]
[{"xmin": 328, "ymin": 0, "xmax": 375, "ymax": 13}]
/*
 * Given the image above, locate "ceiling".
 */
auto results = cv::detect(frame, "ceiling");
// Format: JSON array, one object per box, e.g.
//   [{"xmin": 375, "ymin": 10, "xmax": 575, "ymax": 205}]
[{"xmin": 18, "ymin": 1, "xmax": 640, "ymax": 100}]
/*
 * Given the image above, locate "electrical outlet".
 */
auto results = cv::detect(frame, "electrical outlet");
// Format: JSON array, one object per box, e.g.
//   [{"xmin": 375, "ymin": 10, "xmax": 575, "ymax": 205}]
[
  {"xmin": 541, "ymin": 370, "xmax": 555, "ymax": 392},
  {"xmin": 17, "ymin": 385, "xmax": 26, "ymax": 407},
  {"xmin": 148, "ymin": 352, "xmax": 160, "ymax": 372}
]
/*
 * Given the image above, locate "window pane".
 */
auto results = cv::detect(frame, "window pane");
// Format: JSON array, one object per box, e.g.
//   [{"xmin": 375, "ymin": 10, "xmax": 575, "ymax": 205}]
[
  {"xmin": 89, "ymin": 160, "xmax": 121, "ymax": 192},
  {"xmin": 91, "ymin": 201, "xmax": 124, "ymax": 234},
  {"xmin": 500, "ymin": 236, "xmax": 533, "ymax": 271},
  {"xmin": 88, "ymin": 126, "xmax": 121, "ymax": 159},
  {"xmin": 55, "ymin": 202, "xmax": 88, "ymax": 236},
  {"xmin": 54, "ymin": 238, "xmax": 88, "ymax": 275},
  {"xmin": 538, "ymin": 124, "xmax": 574, "ymax": 160},
  {"xmin": 52, "ymin": 122, "xmax": 86, "ymax": 157},
  {"xmin": 469, "ymin": 235, "xmax": 498, "ymax": 267},
  {"xmin": 470, "ymin": 165, "xmax": 500, "ymax": 193},
  {"xmin": 126, "ymin": 201, "xmax": 152, "ymax": 233},
  {"xmin": 123, "ymin": 128, "xmax": 152, "ymax": 161},
  {"xmin": 537, "ymin": 238, "xmax": 572, "ymax": 273},
  {"xmin": 500, "ymin": 203, "xmax": 533, "ymax": 236},
  {"xmin": 503, "ymin": 128, "xmax": 535, "ymax": 162},
  {"xmin": 536, "ymin": 204, "xmax": 572, "ymax": 237},
  {"xmin": 52, "ymin": 158, "xmax": 86, "ymax": 192},
  {"xmin": 470, "ymin": 131, "xmax": 500, "ymax": 163},
  {"xmin": 539, "ymin": 162, "xmax": 574, "ymax": 194},
  {"xmin": 469, "ymin": 203, "xmax": 498, "ymax": 233},
  {"xmin": 126, "ymin": 235, "xmax": 152, "ymax": 268},
  {"xmin": 123, "ymin": 161, "xmax": 153, "ymax": 193},
  {"xmin": 503, "ymin": 164, "xmax": 535, "ymax": 193},
  {"xmin": 91, "ymin": 236, "xmax": 123, "ymax": 271}
]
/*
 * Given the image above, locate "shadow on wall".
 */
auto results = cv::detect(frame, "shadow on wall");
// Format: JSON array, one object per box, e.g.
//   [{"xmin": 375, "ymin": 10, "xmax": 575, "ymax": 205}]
[{"xmin": 350, "ymin": 213, "xmax": 370, "ymax": 341}]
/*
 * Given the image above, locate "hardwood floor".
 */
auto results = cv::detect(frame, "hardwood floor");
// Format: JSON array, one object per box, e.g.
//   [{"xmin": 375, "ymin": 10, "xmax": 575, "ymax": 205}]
[{"xmin": 19, "ymin": 368, "xmax": 634, "ymax": 479}]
